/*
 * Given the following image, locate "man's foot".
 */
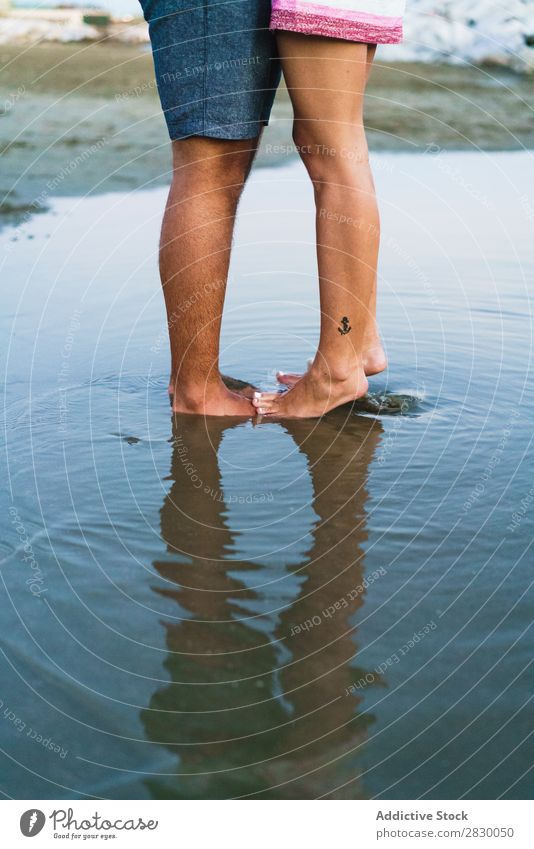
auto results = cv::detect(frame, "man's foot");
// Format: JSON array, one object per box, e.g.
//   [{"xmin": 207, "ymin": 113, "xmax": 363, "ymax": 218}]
[
  {"xmin": 276, "ymin": 342, "xmax": 387, "ymax": 389},
  {"xmin": 171, "ymin": 379, "xmax": 254, "ymax": 417},
  {"xmin": 169, "ymin": 374, "xmax": 257, "ymax": 410},
  {"xmin": 252, "ymin": 365, "xmax": 368, "ymax": 419}
]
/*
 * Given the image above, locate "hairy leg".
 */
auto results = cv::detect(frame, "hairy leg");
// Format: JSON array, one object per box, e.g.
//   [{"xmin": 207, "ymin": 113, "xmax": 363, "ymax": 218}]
[
  {"xmin": 255, "ymin": 36, "xmax": 382, "ymax": 417},
  {"xmin": 161, "ymin": 136, "xmax": 258, "ymax": 416}
]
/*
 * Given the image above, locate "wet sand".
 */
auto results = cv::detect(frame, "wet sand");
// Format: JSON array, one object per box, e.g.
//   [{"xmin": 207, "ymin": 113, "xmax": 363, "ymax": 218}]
[{"xmin": 1, "ymin": 41, "xmax": 534, "ymax": 227}]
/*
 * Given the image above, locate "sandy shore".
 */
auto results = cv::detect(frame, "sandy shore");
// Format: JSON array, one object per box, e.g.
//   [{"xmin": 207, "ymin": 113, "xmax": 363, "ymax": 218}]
[{"xmin": 1, "ymin": 41, "xmax": 533, "ymax": 226}]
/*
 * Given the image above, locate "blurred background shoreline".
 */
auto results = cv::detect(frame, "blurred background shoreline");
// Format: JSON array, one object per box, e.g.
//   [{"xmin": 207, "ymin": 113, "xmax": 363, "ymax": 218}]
[
  {"xmin": 2, "ymin": 0, "xmax": 534, "ymax": 71},
  {"xmin": 2, "ymin": 1, "xmax": 534, "ymax": 230}
]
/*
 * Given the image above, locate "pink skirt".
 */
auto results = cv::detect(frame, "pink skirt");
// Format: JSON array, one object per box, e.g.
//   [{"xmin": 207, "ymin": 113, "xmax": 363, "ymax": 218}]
[{"xmin": 270, "ymin": 0, "xmax": 405, "ymax": 44}]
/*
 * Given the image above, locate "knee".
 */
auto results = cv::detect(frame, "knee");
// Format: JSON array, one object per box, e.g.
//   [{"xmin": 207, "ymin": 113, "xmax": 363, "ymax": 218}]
[
  {"xmin": 171, "ymin": 136, "xmax": 256, "ymax": 202},
  {"xmin": 292, "ymin": 122, "xmax": 369, "ymax": 189}
]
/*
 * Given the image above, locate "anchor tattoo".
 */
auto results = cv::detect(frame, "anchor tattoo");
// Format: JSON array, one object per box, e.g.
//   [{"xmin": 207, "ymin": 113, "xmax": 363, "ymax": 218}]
[{"xmin": 338, "ymin": 316, "xmax": 351, "ymax": 335}]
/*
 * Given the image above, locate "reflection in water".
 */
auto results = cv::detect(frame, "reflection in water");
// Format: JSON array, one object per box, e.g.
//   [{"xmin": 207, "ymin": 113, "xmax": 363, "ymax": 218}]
[{"xmin": 142, "ymin": 408, "xmax": 383, "ymax": 799}]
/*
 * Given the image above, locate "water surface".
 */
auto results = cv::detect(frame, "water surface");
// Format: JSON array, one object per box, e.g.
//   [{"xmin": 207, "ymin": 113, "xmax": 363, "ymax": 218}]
[{"xmin": 1, "ymin": 152, "xmax": 533, "ymax": 799}]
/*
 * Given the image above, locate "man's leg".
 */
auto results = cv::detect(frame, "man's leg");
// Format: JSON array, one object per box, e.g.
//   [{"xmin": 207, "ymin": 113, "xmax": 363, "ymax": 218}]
[{"xmin": 161, "ymin": 135, "xmax": 258, "ymax": 416}]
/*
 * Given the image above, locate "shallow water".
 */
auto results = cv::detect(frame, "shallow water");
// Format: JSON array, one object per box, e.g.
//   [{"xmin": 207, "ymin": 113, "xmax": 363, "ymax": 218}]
[{"xmin": 1, "ymin": 151, "xmax": 533, "ymax": 799}]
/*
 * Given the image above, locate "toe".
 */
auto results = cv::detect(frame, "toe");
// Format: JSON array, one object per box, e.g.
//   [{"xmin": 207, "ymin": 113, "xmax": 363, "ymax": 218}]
[
  {"xmin": 256, "ymin": 391, "xmax": 280, "ymax": 402},
  {"xmin": 255, "ymin": 395, "xmax": 279, "ymax": 415},
  {"xmin": 253, "ymin": 391, "xmax": 278, "ymax": 408},
  {"xmin": 277, "ymin": 371, "xmax": 301, "ymax": 386}
]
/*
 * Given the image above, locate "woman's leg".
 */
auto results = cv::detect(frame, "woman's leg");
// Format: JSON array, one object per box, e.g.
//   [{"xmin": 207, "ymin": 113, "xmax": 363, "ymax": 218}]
[
  {"xmin": 277, "ymin": 43, "xmax": 385, "ymax": 389},
  {"xmin": 254, "ymin": 35, "xmax": 383, "ymax": 418},
  {"xmin": 359, "ymin": 44, "xmax": 388, "ymax": 376}
]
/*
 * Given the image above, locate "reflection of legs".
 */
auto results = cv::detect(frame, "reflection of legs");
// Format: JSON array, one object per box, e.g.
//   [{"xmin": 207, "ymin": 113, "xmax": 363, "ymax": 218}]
[
  {"xmin": 273, "ymin": 415, "xmax": 383, "ymax": 796},
  {"xmin": 144, "ymin": 415, "xmax": 286, "ymax": 798},
  {"xmin": 254, "ymin": 37, "xmax": 383, "ymax": 418},
  {"xmin": 161, "ymin": 137, "xmax": 258, "ymax": 416}
]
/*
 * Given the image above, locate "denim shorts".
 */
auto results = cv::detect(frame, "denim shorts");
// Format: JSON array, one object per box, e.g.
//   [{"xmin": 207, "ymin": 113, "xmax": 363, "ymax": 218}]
[{"xmin": 139, "ymin": 0, "xmax": 282, "ymax": 140}]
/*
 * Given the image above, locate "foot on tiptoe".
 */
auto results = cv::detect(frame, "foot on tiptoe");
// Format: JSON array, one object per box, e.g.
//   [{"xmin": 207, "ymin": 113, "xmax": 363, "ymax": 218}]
[
  {"xmin": 362, "ymin": 341, "xmax": 388, "ymax": 377},
  {"xmin": 276, "ymin": 342, "xmax": 387, "ymax": 389},
  {"xmin": 253, "ymin": 363, "xmax": 368, "ymax": 419}
]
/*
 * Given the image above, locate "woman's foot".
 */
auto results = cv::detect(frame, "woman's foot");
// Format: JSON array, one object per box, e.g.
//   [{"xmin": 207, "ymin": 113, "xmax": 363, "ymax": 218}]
[
  {"xmin": 362, "ymin": 342, "xmax": 388, "ymax": 376},
  {"xmin": 252, "ymin": 364, "xmax": 368, "ymax": 419},
  {"xmin": 276, "ymin": 342, "xmax": 387, "ymax": 389}
]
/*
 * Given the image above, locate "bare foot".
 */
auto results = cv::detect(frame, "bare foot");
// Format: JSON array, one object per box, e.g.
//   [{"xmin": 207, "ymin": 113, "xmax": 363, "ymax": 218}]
[
  {"xmin": 363, "ymin": 342, "xmax": 388, "ymax": 376},
  {"xmin": 220, "ymin": 375, "xmax": 257, "ymax": 400},
  {"xmin": 169, "ymin": 373, "xmax": 260, "ymax": 400},
  {"xmin": 252, "ymin": 365, "xmax": 368, "ymax": 419},
  {"xmin": 277, "ymin": 342, "xmax": 387, "ymax": 389},
  {"xmin": 171, "ymin": 379, "xmax": 254, "ymax": 417}
]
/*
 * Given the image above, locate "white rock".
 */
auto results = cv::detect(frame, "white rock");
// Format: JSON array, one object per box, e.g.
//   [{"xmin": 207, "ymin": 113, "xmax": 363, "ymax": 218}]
[{"xmin": 0, "ymin": 18, "xmax": 99, "ymax": 44}]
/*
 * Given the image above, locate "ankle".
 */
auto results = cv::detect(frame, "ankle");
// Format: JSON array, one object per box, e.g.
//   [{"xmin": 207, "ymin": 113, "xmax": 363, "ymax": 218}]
[
  {"xmin": 171, "ymin": 376, "xmax": 222, "ymax": 410},
  {"xmin": 310, "ymin": 359, "xmax": 363, "ymax": 384}
]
